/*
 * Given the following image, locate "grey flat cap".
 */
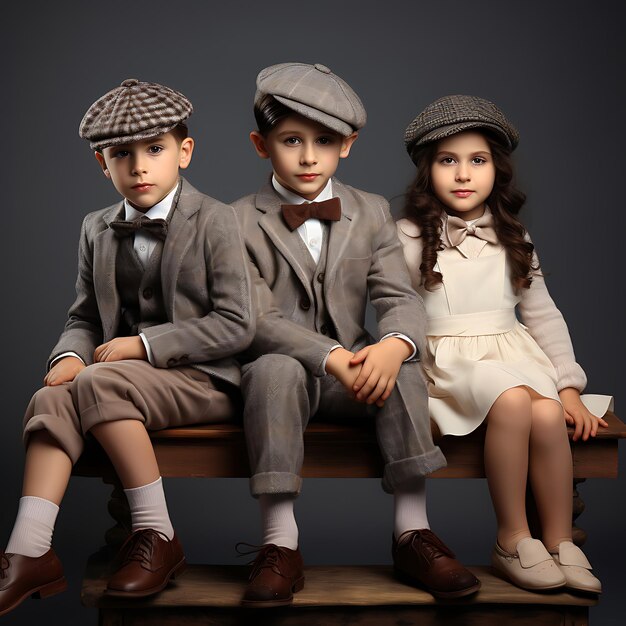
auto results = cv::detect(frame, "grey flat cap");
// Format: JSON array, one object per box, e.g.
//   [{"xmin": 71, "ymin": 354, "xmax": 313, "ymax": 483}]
[
  {"xmin": 405, "ymin": 95, "xmax": 519, "ymax": 162},
  {"xmin": 255, "ymin": 62, "xmax": 366, "ymax": 136},
  {"xmin": 79, "ymin": 79, "xmax": 193, "ymax": 150}
]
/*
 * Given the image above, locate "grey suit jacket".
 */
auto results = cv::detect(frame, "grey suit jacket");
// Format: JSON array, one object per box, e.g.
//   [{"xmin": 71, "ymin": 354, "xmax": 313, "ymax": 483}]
[
  {"xmin": 232, "ymin": 178, "xmax": 427, "ymax": 376},
  {"xmin": 49, "ymin": 178, "xmax": 254, "ymax": 387}
]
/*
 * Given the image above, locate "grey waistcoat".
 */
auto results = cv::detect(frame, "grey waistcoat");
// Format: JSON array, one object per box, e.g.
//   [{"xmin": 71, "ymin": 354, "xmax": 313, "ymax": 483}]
[
  {"xmin": 293, "ymin": 229, "xmax": 337, "ymax": 340},
  {"xmin": 116, "ymin": 237, "xmax": 167, "ymax": 336}
]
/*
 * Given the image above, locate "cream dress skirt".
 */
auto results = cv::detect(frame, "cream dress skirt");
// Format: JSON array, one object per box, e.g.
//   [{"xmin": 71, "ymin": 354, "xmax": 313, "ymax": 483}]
[{"xmin": 419, "ymin": 247, "xmax": 610, "ymax": 436}]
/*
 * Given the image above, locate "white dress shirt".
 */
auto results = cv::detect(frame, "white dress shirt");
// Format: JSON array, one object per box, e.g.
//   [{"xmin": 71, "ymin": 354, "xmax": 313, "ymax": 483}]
[
  {"xmin": 272, "ymin": 175, "xmax": 329, "ymax": 264},
  {"xmin": 123, "ymin": 185, "xmax": 177, "ymax": 266}
]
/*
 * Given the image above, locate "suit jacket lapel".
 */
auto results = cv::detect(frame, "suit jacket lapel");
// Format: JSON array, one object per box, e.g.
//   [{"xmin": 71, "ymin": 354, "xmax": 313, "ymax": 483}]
[
  {"xmin": 161, "ymin": 178, "xmax": 201, "ymax": 318},
  {"xmin": 256, "ymin": 183, "xmax": 315, "ymax": 302},
  {"xmin": 95, "ymin": 203, "xmax": 124, "ymax": 340}
]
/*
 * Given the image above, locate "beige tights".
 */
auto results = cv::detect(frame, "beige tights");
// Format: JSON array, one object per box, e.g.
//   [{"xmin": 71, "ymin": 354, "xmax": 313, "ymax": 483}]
[{"xmin": 484, "ymin": 387, "xmax": 573, "ymax": 554}]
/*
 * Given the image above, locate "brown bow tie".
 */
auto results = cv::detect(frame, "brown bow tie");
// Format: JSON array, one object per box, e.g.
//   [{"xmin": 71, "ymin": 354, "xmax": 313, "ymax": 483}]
[
  {"xmin": 281, "ymin": 197, "xmax": 342, "ymax": 231},
  {"xmin": 446, "ymin": 213, "xmax": 498, "ymax": 247},
  {"xmin": 110, "ymin": 216, "xmax": 168, "ymax": 241}
]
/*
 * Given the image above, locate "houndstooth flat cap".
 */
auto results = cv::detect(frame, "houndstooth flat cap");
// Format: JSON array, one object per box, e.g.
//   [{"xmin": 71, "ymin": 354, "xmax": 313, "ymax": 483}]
[
  {"xmin": 404, "ymin": 95, "xmax": 519, "ymax": 163},
  {"xmin": 79, "ymin": 79, "xmax": 193, "ymax": 150},
  {"xmin": 255, "ymin": 62, "xmax": 366, "ymax": 136}
]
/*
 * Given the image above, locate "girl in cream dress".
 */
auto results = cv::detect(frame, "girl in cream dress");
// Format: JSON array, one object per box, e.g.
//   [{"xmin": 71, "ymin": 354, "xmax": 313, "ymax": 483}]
[{"xmin": 397, "ymin": 95, "xmax": 611, "ymax": 594}]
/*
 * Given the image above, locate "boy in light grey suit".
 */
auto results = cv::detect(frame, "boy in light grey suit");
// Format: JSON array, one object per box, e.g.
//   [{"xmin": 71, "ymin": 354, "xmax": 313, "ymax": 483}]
[
  {"xmin": 233, "ymin": 62, "xmax": 479, "ymax": 607},
  {"xmin": 0, "ymin": 79, "xmax": 253, "ymax": 617}
]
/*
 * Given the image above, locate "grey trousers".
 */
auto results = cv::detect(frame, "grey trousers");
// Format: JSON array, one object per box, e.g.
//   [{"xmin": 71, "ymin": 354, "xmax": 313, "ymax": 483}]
[
  {"xmin": 241, "ymin": 354, "xmax": 446, "ymax": 496},
  {"xmin": 23, "ymin": 359, "xmax": 235, "ymax": 464}
]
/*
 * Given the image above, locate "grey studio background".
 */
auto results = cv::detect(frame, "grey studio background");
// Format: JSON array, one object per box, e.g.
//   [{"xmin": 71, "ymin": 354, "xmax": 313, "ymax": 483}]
[{"xmin": 1, "ymin": 1, "xmax": 624, "ymax": 624}]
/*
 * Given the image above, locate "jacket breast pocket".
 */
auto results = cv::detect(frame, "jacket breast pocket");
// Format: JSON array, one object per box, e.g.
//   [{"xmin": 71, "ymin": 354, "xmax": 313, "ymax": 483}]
[{"xmin": 340, "ymin": 256, "xmax": 371, "ymax": 286}]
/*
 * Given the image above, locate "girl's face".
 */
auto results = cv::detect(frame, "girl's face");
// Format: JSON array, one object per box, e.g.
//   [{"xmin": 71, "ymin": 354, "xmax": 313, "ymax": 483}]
[{"xmin": 430, "ymin": 131, "xmax": 495, "ymax": 221}]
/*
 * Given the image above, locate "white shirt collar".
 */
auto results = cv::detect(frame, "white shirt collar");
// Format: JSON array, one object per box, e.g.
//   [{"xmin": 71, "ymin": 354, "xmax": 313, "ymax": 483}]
[
  {"xmin": 271, "ymin": 175, "xmax": 334, "ymax": 205},
  {"xmin": 123, "ymin": 183, "xmax": 179, "ymax": 221}
]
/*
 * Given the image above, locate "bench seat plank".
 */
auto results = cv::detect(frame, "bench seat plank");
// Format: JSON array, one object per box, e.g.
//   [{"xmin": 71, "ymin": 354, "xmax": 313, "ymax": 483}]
[{"xmin": 73, "ymin": 412, "xmax": 625, "ymax": 480}]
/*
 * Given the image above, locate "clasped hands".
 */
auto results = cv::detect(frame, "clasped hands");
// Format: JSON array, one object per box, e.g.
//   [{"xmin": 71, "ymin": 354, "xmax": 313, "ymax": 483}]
[
  {"xmin": 44, "ymin": 337, "xmax": 147, "ymax": 386},
  {"xmin": 325, "ymin": 337, "xmax": 412, "ymax": 407}
]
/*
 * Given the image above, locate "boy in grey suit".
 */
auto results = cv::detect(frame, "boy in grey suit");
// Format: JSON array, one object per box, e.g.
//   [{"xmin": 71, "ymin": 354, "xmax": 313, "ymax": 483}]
[
  {"xmin": 0, "ymin": 79, "xmax": 253, "ymax": 617},
  {"xmin": 233, "ymin": 63, "xmax": 478, "ymax": 607}
]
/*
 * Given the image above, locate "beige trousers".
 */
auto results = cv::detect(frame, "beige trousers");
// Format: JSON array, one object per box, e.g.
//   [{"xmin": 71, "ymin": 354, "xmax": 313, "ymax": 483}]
[{"xmin": 23, "ymin": 359, "xmax": 235, "ymax": 464}]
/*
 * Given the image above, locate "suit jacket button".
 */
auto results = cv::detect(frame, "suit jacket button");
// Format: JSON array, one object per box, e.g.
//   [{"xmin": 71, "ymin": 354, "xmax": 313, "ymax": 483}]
[
  {"xmin": 143, "ymin": 288, "xmax": 153, "ymax": 300},
  {"xmin": 300, "ymin": 297, "xmax": 311, "ymax": 311},
  {"xmin": 167, "ymin": 358, "xmax": 177, "ymax": 367},
  {"xmin": 320, "ymin": 324, "xmax": 329, "ymax": 335},
  {"xmin": 317, "ymin": 272, "xmax": 325, "ymax": 283},
  {"xmin": 180, "ymin": 354, "xmax": 189, "ymax": 363}
]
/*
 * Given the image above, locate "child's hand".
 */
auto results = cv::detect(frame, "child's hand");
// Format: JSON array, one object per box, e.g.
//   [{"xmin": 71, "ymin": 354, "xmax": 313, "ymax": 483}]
[
  {"xmin": 44, "ymin": 356, "xmax": 85, "ymax": 386},
  {"xmin": 325, "ymin": 347, "xmax": 362, "ymax": 396},
  {"xmin": 350, "ymin": 337, "xmax": 413, "ymax": 407},
  {"xmin": 559, "ymin": 387, "xmax": 608, "ymax": 442},
  {"xmin": 94, "ymin": 337, "xmax": 148, "ymax": 363}
]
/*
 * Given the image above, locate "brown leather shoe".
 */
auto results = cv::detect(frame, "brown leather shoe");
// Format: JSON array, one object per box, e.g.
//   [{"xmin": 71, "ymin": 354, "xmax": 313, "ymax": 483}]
[
  {"xmin": 392, "ymin": 529, "xmax": 480, "ymax": 599},
  {"xmin": 239, "ymin": 544, "xmax": 305, "ymax": 607},
  {"xmin": 0, "ymin": 549, "xmax": 67, "ymax": 616},
  {"xmin": 106, "ymin": 529, "xmax": 186, "ymax": 598}
]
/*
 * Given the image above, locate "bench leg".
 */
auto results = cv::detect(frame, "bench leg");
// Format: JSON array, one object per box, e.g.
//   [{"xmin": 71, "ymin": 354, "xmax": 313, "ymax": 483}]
[
  {"xmin": 102, "ymin": 475, "xmax": 131, "ymax": 553},
  {"xmin": 572, "ymin": 478, "xmax": 587, "ymax": 547}
]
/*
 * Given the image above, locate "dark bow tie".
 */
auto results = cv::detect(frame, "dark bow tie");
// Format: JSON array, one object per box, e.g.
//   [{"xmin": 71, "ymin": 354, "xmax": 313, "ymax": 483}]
[
  {"xmin": 446, "ymin": 212, "xmax": 498, "ymax": 247},
  {"xmin": 281, "ymin": 197, "xmax": 341, "ymax": 231},
  {"xmin": 110, "ymin": 216, "xmax": 168, "ymax": 241}
]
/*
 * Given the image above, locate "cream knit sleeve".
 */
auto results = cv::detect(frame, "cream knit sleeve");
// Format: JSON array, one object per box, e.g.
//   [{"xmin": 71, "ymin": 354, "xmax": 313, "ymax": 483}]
[{"xmin": 516, "ymin": 243, "xmax": 587, "ymax": 392}]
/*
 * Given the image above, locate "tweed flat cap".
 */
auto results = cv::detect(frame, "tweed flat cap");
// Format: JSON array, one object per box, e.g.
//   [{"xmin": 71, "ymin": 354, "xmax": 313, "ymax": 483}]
[
  {"xmin": 404, "ymin": 95, "xmax": 519, "ymax": 162},
  {"xmin": 79, "ymin": 79, "xmax": 193, "ymax": 150},
  {"xmin": 255, "ymin": 62, "xmax": 366, "ymax": 136}
]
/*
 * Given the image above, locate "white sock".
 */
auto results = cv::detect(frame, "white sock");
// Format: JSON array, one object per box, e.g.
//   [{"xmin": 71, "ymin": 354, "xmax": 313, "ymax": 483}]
[
  {"xmin": 124, "ymin": 477, "xmax": 174, "ymax": 540},
  {"xmin": 6, "ymin": 496, "xmax": 59, "ymax": 557},
  {"xmin": 394, "ymin": 478, "xmax": 429, "ymax": 539},
  {"xmin": 259, "ymin": 494, "xmax": 298, "ymax": 550}
]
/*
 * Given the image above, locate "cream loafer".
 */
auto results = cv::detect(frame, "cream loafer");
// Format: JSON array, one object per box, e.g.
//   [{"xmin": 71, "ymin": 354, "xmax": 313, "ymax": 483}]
[
  {"xmin": 550, "ymin": 541, "xmax": 601, "ymax": 594},
  {"xmin": 492, "ymin": 538, "xmax": 566, "ymax": 590}
]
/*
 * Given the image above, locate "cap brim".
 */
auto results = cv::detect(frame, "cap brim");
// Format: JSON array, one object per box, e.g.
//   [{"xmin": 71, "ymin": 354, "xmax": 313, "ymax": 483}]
[
  {"xmin": 273, "ymin": 95, "xmax": 355, "ymax": 136},
  {"xmin": 416, "ymin": 121, "xmax": 513, "ymax": 150},
  {"xmin": 87, "ymin": 122, "xmax": 181, "ymax": 151}
]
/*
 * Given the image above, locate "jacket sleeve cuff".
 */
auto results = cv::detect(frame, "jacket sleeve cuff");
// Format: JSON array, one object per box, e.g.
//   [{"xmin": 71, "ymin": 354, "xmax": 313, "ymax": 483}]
[
  {"xmin": 49, "ymin": 352, "xmax": 85, "ymax": 371},
  {"xmin": 139, "ymin": 333, "xmax": 156, "ymax": 366},
  {"xmin": 322, "ymin": 344, "xmax": 343, "ymax": 373},
  {"xmin": 380, "ymin": 333, "xmax": 417, "ymax": 361}
]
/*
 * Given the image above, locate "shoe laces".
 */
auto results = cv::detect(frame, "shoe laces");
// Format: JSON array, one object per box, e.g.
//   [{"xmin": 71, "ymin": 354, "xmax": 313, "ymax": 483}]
[
  {"xmin": 117, "ymin": 529, "xmax": 168, "ymax": 568},
  {"xmin": 0, "ymin": 553, "xmax": 10, "ymax": 580},
  {"xmin": 407, "ymin": 529, "xmax": 456, "ymax": 562},
  {"xmin": 236, "ymin": 542, "xmax": 291, "ymax": 581}
]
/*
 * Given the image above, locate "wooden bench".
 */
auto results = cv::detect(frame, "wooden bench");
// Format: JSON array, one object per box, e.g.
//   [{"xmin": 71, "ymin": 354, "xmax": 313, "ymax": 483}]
[{"xmin": 74, "ymin": 411, "xmax": 626, "ymax": 626}]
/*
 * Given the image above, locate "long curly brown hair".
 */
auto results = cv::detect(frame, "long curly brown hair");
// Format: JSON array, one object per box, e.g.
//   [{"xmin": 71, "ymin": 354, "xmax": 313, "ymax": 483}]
[{"xmin": 403, "ymin": 130, "xmax": 537, "ymax": 291}]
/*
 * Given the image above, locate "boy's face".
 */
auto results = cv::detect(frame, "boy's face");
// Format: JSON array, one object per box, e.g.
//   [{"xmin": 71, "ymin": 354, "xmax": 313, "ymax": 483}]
[
  {"xmin": 95, "ymin": 131, "xmax": 194, "ymax": 211},
  {"xmin": 250, "ymin": 114, "xmax": 357, "ymax": 200}
]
